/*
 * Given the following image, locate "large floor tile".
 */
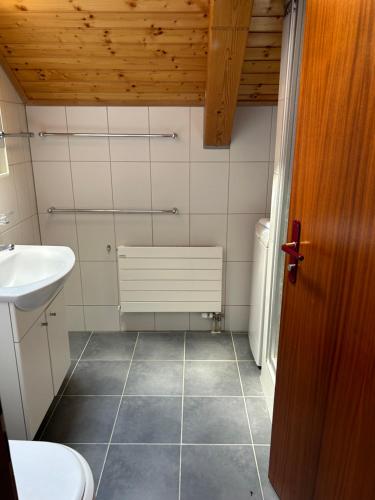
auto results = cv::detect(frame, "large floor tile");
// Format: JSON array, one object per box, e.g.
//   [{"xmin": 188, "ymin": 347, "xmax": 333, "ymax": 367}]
[
  {"xmin": 113, "ymin": 396, "xmax": 182, "ymax": 443},
  {"xmin": 82, "ymin": 332, "xmax": 137, "ymax": 361},
  {"xmin": 67, "ymin": 444, "xmax": 107, "ymax": 488},
  {"xmin": 238, "ymin": 361, "xmax": 263, "ymax": 396},
  {"xmin": 69, "ymin": 332, "xmax": 91, "ymax": 359},
  {"xmin": 43, "ymin": 396, "xmax": 120, "ymax": 443},
  {"xmin": 246, "ymin": 398, "xmax": 272, "ymax": 444},
  {"xmin": 64, "ymin": 361, "xmax": 130, "ymax": 395},
  {"xmin": 232, "ymin": 334, "xmax": 254, "ymax": 360},
  {"xmin": 57, "ymin": 361, "xmax": 76, "ymax": 395},
  {"xmin": 181, "ymin": 445, "xmax": 262, "ymax": 500},
  {"xmin": 134, "ymin": 331, "xmax": 184, "ymax": 360},
  {"xmin": 184, "ymin": 361, "xmax": 242, "ymax": 396},
  {"xmin": 97, "ymin": 444, "xmax": 180, "ymax": 500},
  {"xmin": 254, "ymin": 446, "xmax": 279, "ymax": 500},
  {"xmin": 185, "ymin": 332, "xmax": 235, "ymax": 360},
  {"xmin": 125, "ymin": 361, "xmax": 183, "ymax": 395},
  {"xmin": 183, "ymin": 397, "xmax": 250, "ymax": 444}
]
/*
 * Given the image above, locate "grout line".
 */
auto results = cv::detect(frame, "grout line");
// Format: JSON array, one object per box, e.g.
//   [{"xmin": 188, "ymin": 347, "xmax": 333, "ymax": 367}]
[
  {"xmin": 95, "ymin": 332, "xmax": 140, "ymax": 497},
  {"xmin": 71, "ymin": 358, "xmax": 255, "ymax": 363},
  {"xmin": 147, "ymin": 108, "xmax": 156, "ymax": 332},
  {"xmin": 178, "ymin": 331, "xmax": 186, "ymax": 500},
  {"xmin": 231, "ymin": 332, "xmax": 265, "ymax": 500},
  {"xmin": 60, "ymin": 394, "xmax": 264, "ymax": 398},
  {"xmin": 39, "ymin": 331, "xmax": 94, "ymax": 440},
  {"xmin": 65, "ymin": 442, "xmax": 256, "ymax": 446}
]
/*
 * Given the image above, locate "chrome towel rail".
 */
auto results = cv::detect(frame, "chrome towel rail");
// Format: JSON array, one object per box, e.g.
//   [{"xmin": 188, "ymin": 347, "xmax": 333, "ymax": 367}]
[
  {"xmin": 0, "ymin": 131, "xmax": 34, "ymax": 138},
  {"xmin": 47, "ymin": 207, "xmax": 179, "ymax": 215},
  {"xmin": 39, "ymin": 132, "xmax": 177, "ymax": 139}
]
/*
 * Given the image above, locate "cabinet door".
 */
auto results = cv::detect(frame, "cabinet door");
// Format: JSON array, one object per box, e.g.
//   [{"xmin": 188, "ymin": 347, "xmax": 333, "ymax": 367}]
[
  {"xmin": 15, "ymin": 319, "xmax": 54, "ymax": 439},
  {"xmin": 46, "ymin": 290, "xmax": 70, "ymax": 395}
]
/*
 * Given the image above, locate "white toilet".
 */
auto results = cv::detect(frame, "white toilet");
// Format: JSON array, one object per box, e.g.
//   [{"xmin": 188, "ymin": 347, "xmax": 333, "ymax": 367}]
[{"xmin": 9, "ymin": 440, "xmax": 95, "ymax": 500}]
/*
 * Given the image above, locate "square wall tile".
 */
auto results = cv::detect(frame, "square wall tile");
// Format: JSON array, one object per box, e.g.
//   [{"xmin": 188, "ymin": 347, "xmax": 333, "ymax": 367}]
[
  {"xmin": 111, "ymin": 162, "xmax": 151, "ymax": 210},
  {"xmin": 32, "ymin": 215, "xmax": 41, "ymax": 244},
  {"xmin": 81, "ymin": 261, "xmax": 119, "ymax": 305},
  {"xmin": 155, "ymin": 312, "xmax": 189, "ymax": 331},
  {"xmin": 66, "ymin": 107, "xmax": 110, "ymax": 161},
  {"xmin": 69, "ymin": 136, "xmax": 110, "ymax": 162},
  {"xmin": 225, "ymin": 306, "xmax": 250, "ymax": 332},
  {"xmin": 0, "ymin": 217, "xmax": 35, "ymax": 245},
  {"xmin": 228, "ymin": 162, "xmax": 268, "ymax": 213},
  {"xmin": 13, "ymin": 163, "xmax": 34, "ymax": 220},
  {"xmin": 114, "ymin": 214, "xmax": 152, "ymax": 246},
  {"xmin": 190, "ymin": 107, "xmax": 229, "ymax": 162},
  {"xmin": 84, "ymin": 305, "xmax": 120, "ymax": 331},
  {"xmin": 230, "ymin": 107, "xmax": 273, "ymax": 162},
  {"xmin": 64, "ymin": 262, "xmax": 83, "ymax": 305},
  {"xmin": 120, "ymin": 312, "xmax": 155, "ymax": 332},
  {"xmin": 151, "ymin": 162, "xmax": 189, "ymax": 213},
  {"xmin": 0, "ymin": 167, "xmax": 19, "ymax": 231},
  {"xmin": 190, "ymin": 214, "xmax": 227, "ymax": 252},
  {"xmin": 71, "ymin": 162, "xmax": 113, "ymax": 209},
  {"xmin": 76, "ymin": 214, "xmax": 116, "ymax": 261},
  {"xmin": 225, "ymin": 262, "xmax": 252, "ymax": 306},
  {"xmin": 2, "ymin": 103, "xmax": 27, "ymax": 165},
  {"xmin": 66, "ymin": 106, "xmax": 108, "ymax": 133},
  {"xmin": 189, "ymin": 313, "xmax": 215, "ymax": 332},
  {"xmin": 190, "ymin": 163, "xmax": 229, "ymax": 214},
  {"xmin": 108, "ymin": 107, "xmax": 150, "ymax": 161},
  {"xmin": 18, "ymin": 107, "xmax": 31, "ymax": 163},
  {"xmin": 38, "ymin": 213, "xmax": 79, "ymax": 255},
  {"xmin": 27, "ymin": 106, "xmax": 69, "ymax": 162},
  {"xmin": 66, "ymin": 305, "xmax": 85, "ymax": 331},
  {"xmin": 33, "ymin": 162, "xmax": 73, "ymax": 213},
  {"xmin": 150, "ymin": 107, "xmax": 189, "ymax": 161},
  {"xmin": 269, "ymin": 106, "xmax": 278, "ymax": 162},
  {"xmin": 227, "ymin": 214, "xmax": 263, "ymax": 261},
  {"xmin": 266, "ymin": 163, "xmax": 274, "ymax": 213},
  {"xmin": 152, "ymin": 213, "xmax": 189, "ymax": 246}
]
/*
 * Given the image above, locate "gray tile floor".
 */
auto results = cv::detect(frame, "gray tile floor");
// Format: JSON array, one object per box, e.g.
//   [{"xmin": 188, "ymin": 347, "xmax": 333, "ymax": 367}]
[{"xmin": 38, "ymin": 331, "xmax": 278, "ymax": 500}]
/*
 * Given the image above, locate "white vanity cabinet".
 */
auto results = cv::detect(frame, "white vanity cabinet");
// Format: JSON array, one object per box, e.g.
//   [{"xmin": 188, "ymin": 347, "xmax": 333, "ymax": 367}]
[{"xmin": 0, "ymin": 289, "xmax": 70, "ymax": 440}]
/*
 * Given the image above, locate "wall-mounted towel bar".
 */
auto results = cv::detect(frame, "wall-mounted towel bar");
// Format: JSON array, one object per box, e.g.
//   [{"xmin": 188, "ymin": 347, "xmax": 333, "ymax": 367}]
[
  {"xmin": 47, "ymin": 207, "xmax": 179, "ymax": 215},
  {"xmin": 0, "ymin": 131, "xmax": 34, "ymax": 138},
  {"xmin": 39, "ymin": 132, "xmax": 177, "ymax": 139}
]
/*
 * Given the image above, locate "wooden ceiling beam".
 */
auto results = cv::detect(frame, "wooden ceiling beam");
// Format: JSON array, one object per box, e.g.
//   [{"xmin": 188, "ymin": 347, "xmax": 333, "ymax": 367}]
[{"xmin": 204, "ymin": 0, "xmax": 254, "ymax": 147}]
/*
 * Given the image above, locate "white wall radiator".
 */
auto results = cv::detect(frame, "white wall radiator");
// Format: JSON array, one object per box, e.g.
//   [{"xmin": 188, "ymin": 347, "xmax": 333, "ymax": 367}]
[{"xmin": 118, "ymin": 246, "xmax": 223, "ymax": 313}]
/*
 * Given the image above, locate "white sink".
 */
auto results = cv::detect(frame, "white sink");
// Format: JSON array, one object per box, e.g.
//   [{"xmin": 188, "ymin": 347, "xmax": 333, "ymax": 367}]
[{"xmin": 0, "ymin": 245, "xmax": 75, "ymax": 310}]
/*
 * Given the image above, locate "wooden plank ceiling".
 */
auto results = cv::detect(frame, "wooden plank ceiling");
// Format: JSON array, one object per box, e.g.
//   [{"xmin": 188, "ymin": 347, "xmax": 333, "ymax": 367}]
[{"xmin": 0, "ymin": 0, "xmax": 283, "ymax": 105}]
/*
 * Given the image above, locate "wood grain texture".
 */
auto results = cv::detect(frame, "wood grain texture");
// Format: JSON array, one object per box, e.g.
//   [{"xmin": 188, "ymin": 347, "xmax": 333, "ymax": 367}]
[
  {"xmin": 269, "ymin": 1, "xmax": 375, "ymax": 498},
  {"xmin": 204, "ymin": 0, "xmax": 253, "ymax": 146},
  {"xmin": 0, "ymin": 0, "xmax": 283, "ymax": 105}
]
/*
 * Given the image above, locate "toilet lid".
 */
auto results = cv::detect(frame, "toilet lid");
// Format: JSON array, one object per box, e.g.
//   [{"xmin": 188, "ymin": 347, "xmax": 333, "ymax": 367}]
[{"xmin": 9, "ymin": 441, "xmax": 86, "ymax": 500}]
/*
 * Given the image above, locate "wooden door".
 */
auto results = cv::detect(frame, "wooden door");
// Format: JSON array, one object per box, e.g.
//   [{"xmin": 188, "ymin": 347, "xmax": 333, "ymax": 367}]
[{"xmin": 269, "ymin": 1, "xmax": 375, "ymax": 499}]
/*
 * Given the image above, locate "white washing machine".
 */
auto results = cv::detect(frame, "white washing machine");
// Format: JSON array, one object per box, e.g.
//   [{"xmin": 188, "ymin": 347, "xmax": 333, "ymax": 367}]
[
  {"xmin": 9, "ymin": 440, "xmax": 94, "ymax": 500},
  {"xmin": 248, "ymin": 218, "xmax": 270, "ymax": 366}
]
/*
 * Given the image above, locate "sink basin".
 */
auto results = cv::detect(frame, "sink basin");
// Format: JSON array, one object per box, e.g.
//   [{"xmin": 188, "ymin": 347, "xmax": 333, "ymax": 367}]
[{"xmin": 0, "ymin": 245, "xmax": 75, "ymax": 310}]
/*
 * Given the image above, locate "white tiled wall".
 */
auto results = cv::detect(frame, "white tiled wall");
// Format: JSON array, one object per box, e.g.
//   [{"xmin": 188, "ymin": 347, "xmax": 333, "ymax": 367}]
[
  {"xmin": 0, "ymin": 68, "xmax": 39, "ymax": 247},
  {"xmin": 26, "ymin": 105, "xmax": 276, "ymax": 332}
]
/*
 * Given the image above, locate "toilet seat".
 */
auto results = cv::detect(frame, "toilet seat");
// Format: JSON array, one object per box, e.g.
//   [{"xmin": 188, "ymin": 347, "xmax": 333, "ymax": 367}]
[{"xmin": 9, "ymin": 440, "xmax": 94, "ymax": 500}]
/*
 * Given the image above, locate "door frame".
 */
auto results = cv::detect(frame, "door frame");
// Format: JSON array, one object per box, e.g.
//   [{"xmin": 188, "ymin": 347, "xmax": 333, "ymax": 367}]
[{"xmin": 260, "ymin": 0, "xmax": 305, "ymax": 415}]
